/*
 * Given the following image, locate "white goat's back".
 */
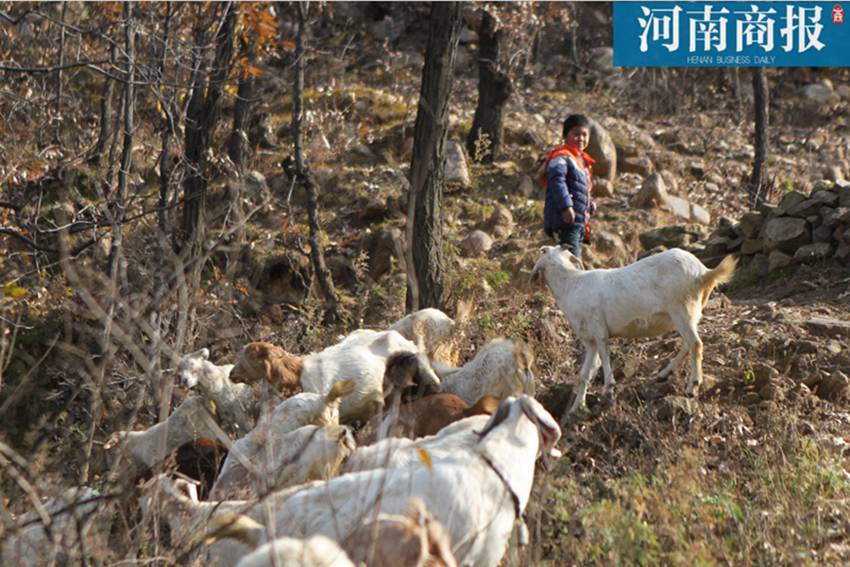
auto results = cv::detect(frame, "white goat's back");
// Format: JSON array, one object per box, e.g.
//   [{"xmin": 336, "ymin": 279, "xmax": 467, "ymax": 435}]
[
  {"xmin": 235, "ymin": 535, "xmax": 355, "ymax": 567},
  {"xmin": 299, "ymin": 330, "xmax": 421, "ymax": 423},
  {"xmin": 439, "ymin": 339, "xmax": 534, "ymax": 404}
]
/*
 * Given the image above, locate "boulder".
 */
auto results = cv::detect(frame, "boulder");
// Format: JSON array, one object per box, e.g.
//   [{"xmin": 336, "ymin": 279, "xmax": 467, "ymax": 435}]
[
  {"xmin": 824, "ymin": 165, "xmax": 845, "ymax": 182},
  {"xmin": 444, "ymin": 141, "xmax": 471, "ymax": 187},
  {"xmin": 817, "ymin": 370, "xmax": 849, "ymax": 402},
  {"xmin": 459, "ymin": 230, "xmax": 493, "ymax": 257},
  {"xmin": 633, "ymin": 172, "xmax": 668, "ymax": 208},
  {"xmin": 813, "ymin": 225, "xmax": 834, "ymax": 243},
  {"xmin": 592, "ymin": 230, "xmax": 629, "ymax": 266},
  {"xmin": 801, "ymin": 82, "xmax": 838, "ymax": 104},
  {"xmin": 794, "ymin": 242, "xmax": 832, "ymax": 263},
  {"xmin": 763, "ymin": 217, "xmax": 811, "ymax": 253},
  {"xmin": 619, "ymin": 155, "xmax": 654, "ymax": 176},
  {"xmin": 821, "ymin": 206, "xmax": 848, "ymax": 228},
  {"xmin": 774, "ymin": 191, "xmax": 808, "ymax": 216},
  {"xmin": 740, "ymin": 238, "xmax": 764, "ymax": 255},
  {"xmin": 516, "ymin": 174, "xmax": 536, "ymax": 198},
  {"xmin": 638, "ymin": 224, "xmax": 706, "ymax": 250},
  {"xmin": 665, "ymin": 195, "xmax": 692, "ymax": 221},
  {"xmin": 690, "ymin": 203, "xmax": 712, "ymax": 225},
  {"xmin": 739, "ymin": 211, "xmax": 765, "ymax": 238},
  {"xmin": 593, "ymin": 177, "xmax": 613, "ymax": 198},
  {"xmin": 585, "ymin": 119, "xmax": 617, "ymax": 181},
  {"xmin": 767, "ymin": 250, "xmax": 793, "ymax": 272},
  {"xmin": 787, "ymin": 190, "xmax": 839, "ymax": 217},
  {"xmin": 484, "ymin": 206, "xmax": 514, "ymax": 238}
]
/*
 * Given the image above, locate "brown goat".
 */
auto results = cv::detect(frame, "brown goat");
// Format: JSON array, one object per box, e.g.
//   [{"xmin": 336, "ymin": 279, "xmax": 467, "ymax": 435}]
[
  {"xmin": 358, "ymin": 393, "xmax": 499, "ymax": 444},
  {"xmin": 229, "ymin": 342, "xmax": 304, "ymax": 397}
]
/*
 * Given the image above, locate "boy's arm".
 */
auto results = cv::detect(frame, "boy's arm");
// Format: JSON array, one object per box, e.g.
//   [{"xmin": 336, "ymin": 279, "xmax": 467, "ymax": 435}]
[{"xmin": 547, "ymin": 158, "xmax": 573, "ymax": 211}]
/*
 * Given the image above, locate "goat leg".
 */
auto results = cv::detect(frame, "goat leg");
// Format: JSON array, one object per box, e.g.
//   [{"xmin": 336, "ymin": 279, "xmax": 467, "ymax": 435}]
[{"xmin": 567, "ymin": 346, "xmax": 600, "ymax": 414}]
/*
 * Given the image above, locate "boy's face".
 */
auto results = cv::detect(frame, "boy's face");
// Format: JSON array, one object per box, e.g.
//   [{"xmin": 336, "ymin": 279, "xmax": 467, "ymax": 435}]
[{"xmin": 565, "ymin": 126, "xmax": 590, "ymax": 151}]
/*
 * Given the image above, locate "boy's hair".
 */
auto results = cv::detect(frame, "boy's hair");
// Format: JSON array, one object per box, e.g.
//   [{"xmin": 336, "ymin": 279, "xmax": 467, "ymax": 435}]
[{"xmin": 562, "ymin": 114, "xmax": 591, "ymax": 138}]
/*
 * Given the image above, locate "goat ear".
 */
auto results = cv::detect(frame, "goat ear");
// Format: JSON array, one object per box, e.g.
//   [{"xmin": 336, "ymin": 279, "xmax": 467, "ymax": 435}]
[
  {"xmin": 475, "ymin": 397, "xmax": 514, "ymax": 438},
  {"xmin": 200, "ymin": 347, "xmax": 210, "ymax": 360},
  {"xmin": 519, "ymin": 396, "xmax": 561, "ymax": 457},
  {"xmin": 511, "ymin": 341, "xmax": 533, "ymax": 371},
  {"xmin": 411, "ymin": 318, "xmax": 428, "ymax": 350}
]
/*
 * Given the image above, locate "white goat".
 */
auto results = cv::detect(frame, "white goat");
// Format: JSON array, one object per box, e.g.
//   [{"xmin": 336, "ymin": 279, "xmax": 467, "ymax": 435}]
[
  {"xmin": 236, "ymin": 535, "xmax": 355, "ymax": 567},
  {"xmin": 531, "ymin": 245, "xmax": 737, "ymax": 414},
  {"xmin": 2, "ymin": 487, "xmax": 103, "ymax": 565},
  {"xmin": 389, "ymin": 308, "xmax": 455, "ymax": 359},
  {"xmin": 210, "ymin": 424, "xmax": 356, "ymax": 500},
  {"xmin": 158, "ymin": 397, "xmax": 559, "ymax": 567},
  {"xmin": 214, "ymin": 396, "xmax": 559, "ymax": 567},
  {"xmin": 178, "ymin": 348, "xmax": 258, "ymax": 434},
  {"xmin": 299, "ymin": 330, "xmax": 440, "ymax": 423},
  {"xmin": 438, "ymin": 339, "xmax": 536, "ymax": 404},
  {"xmin": 106, "ymin": 395, "xmax": 222, "ymax": 477},
  {"xmin": 211, "ymin": 380, "xmax": 354, "ymax": 498}
]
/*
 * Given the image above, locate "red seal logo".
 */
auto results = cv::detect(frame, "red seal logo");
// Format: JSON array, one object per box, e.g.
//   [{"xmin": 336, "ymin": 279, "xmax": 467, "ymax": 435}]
[{"xmin": 833, "ymin": 5, "xmax": 845, "ymax": 24}]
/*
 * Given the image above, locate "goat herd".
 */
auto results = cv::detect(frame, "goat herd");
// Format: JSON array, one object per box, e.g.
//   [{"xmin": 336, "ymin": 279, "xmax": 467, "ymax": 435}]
[{"xmin": 3, "ymin": 245, "xmax": 735, "ymax": 566}]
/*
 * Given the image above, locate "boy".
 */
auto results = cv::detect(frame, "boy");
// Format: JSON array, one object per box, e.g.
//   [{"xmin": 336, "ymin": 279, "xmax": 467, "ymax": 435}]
[{"xmin": 543, "ymin": 114, "xmax": 597, "ymax": 258}]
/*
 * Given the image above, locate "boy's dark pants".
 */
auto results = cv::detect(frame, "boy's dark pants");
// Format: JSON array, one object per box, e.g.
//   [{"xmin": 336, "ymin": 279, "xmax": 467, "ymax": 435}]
[{"xmin": 558, "ymin": 223, "xmax": 585, "ymax": 258}]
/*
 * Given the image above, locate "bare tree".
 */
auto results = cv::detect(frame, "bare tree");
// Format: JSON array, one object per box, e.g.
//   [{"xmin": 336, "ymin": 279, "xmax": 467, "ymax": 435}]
[
  {"xmin": 293, "ymin": 2, "xmax": 340, "ymax": 322},
  {"xmin": 406, "ymin": 2, "xmax": 463, "ymax": 311},
  {"xmin": 180, "ymin": 3, "xmax": 236, "ymax": 283},
  {"xmin": 466, "ymin": 10, "xmax": 512, "ymax": 163},
  {"xmin": 749, "ymin": 67, "xmax": 770, "ymax": 208}
]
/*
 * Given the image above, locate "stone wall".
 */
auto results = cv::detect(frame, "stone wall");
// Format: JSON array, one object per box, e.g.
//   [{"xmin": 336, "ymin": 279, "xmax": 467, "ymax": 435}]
[{"xmin": 699, "ymin": 181, "xmax": 850, "ymax": 275}]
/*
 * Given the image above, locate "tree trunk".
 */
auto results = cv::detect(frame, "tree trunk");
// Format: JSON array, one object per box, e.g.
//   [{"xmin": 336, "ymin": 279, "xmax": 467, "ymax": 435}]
[
  {"xmin": 156, "ymin": 2, "xmax": 175, "ymax": 232},
  {"xmin": 750, "ymin": 67, "xmax": 769, "ymax": 209},
  {"xmin": 406, "ymin": 2, "xmax": 463, "ymax": 311},
  {"xmin": 466, "ymin": 10, "xmax": 511, "ymax": 163},
  {"xmin": 294, "ymin": 3, "xmax": 340, "ymax": 321},
  {"xmin": 228, "ymin": 61, "xmax": 254, "ymax": 169},
  {"xmin": 107, "ymin": 2, "xmax": 135, "ymax": 280},
  {"xmin": 53, "ymin": 1, "xmax": 67, "ymax": 144},
  {"xmin": 180, "ymin": 3, "xmax": 236, "ymax": 282},
  {"xmin": 90, "ymin": 43, "xmax": 117, "ymax": 166}
]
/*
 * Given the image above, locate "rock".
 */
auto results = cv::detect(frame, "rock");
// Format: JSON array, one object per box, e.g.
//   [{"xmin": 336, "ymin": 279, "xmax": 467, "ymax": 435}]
[
  {"xmin": 703, "ymin": 237, "xmax": 732, "ymax": 256},
  {"xmin": 715, "ymin": 216, "xmax": 739, "ymax": 238},
  {"xmin": 739, "ymin": 211, "xmax": 765, "ymax": 238},
  {"xmin": 362, "ymin": 227, "xmax": 405, "ymax": 281},
  {"xmin": 836, "ymin": 185, "xmax": 850, "ymax": 207},
  {"xmin": 690, "ymin": 203, "xmax": 711, "ymax": 225},
  {"xmin": 838, "ymin": 84, "xmax": 850, "ymax": 99},
  {"xmin": 758, "ymin": 383, "xmax": 781, "ymax": 401},
  {"xmin": 516, "ymin": 175, "xmax": 536, "ymax": 198},
  {"xmin": 787, "ymin": 191, "xmax": 839, "ymax": 217},
  {"xmin": 485, "ymin": 206, "xmax": 514, "ymax": 238},
  {"xmin": 801, "ymin": 82, "xmax": 837, "ymax": 104},
  {"xmin": 821, "ymin": 206, "xmax": 848, "ymax": 228},
  {"xmin": 593, "ymin": 177, "xmax": 613, "ymax": 198},
  {"xmin": 794, "ymin": 242, "xmax": 832, "ymax": 263},
  {"xmin": 813, "ymin": 225, "xmax": 834, "ymax": 243},
  {"xmin": 774, "ymin": 191, "xmax": 808, "ymax": 216},
  {"xmin": 817, "ymin": 370, "xmax": 849, "ymax": 402},
  {"xmin": 763, "ymin": 217, "xmax": 811, "ymax": 253},
  {"xmin": 656, "ymin": 395, "xmax": 697, "ymax": 420},
  {"xmin": 741, "ymin": 392, "xmax": 762, "ymax": 405},
  {"xmin": 825, "ymin": 165, "xmax": 845, "ymax": 182},
  {"xmin": 740, "ymin": 238, "xmax": 764, "ymax": 255},
  {"xmin": 326, "ymin": 255, "xmax": 358, "ymax": 290},
  {"xmin": 638, "ymin": 224, "xmax": 706, "ymax": 250},
  {"xmin": 690, "ymin": 160, "xmax": 705, "ymax": 179},
  {"xmin": 368, "ymin": 15, "xmax": 407, "ymax": 42},
  {"xmin": 665, "ymin": 195, "xmax": 692, "ymax": 221},
  {"xmin": 620, "ymin": 155, "xmax": 654, "ymax": 176},
  {"xmin": 767, "ymin": 250, "xmax": 793, "ymax": 272},
  {"xmin": 593, "ymin": 230, "xmax": 629, "ymax": 266},
  {"xmin": 837, "ymin": 243, "xmax": 850, "ymax": 263},
  {"xmin": 633, "ymin": 172, "xmax": 668, "ymax": 208},
  {"xmin": 752, "ymin": 362, "xmax": 779, "ymax": 390},
  {"xmin": 660, "ymin": 170, "xmax": 679, "ymax": 193},
  {"xmin": 444, "ymin": 141, "xmax": 470, "ymax": 187},
  {"xmin": 585, "ymin": 118, "xmax": 617, "ymax": 181},
  {"xmin": 803, "ymin": 318, "xmax": 850, "ymax": 338},
  {"xmin": 459, "ymin": 230, "xmax": 493, "ymax": 257}
]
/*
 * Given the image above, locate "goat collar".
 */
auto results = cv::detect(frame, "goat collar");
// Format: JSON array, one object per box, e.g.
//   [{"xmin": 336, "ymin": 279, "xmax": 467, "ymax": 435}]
[{"xmin": 479, "ymin": 452, "xmax": 529, "ymax": 547}]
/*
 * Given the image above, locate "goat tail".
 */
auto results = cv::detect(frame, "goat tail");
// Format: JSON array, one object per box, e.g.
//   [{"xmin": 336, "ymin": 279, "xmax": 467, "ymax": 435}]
[
  {"xmin": 700, "ymin": 255, "xmax": 737, "ymax": 302},
  {"xmin": 326, "ymin": 379, "xmax": 357, "ymax": 403}
]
